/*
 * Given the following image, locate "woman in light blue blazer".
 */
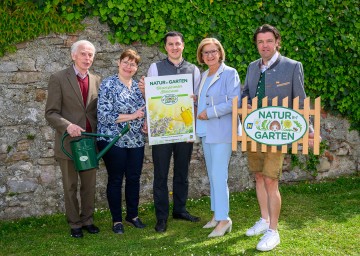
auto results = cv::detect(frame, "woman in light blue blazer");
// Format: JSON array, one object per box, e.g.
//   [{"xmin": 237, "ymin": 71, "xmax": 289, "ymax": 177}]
[{"xmin": 196, "ymin": 38, "xmax": 241, "ymax": 237}]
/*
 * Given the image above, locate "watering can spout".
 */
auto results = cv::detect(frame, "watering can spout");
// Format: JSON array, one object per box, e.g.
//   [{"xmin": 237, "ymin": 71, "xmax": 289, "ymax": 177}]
[
  {"xmin": 97, "ymin": 123, "xmax": 130, "ymax": 161},
  {"xmin": 61, "ymin": 123, "xmax": 130, "ymax": 172}
]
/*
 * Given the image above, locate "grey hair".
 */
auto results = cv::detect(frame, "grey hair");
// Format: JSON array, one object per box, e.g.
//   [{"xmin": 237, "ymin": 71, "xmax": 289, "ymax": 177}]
[{"xmin": 71, "ymin": 40, "xmax": 96, "ymax": 55}]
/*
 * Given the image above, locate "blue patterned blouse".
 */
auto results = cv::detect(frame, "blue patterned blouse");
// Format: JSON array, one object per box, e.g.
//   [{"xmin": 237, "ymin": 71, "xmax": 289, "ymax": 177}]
[{"xmin": 97, "ymin": 75, "xmax": 146, "ymax": 148}]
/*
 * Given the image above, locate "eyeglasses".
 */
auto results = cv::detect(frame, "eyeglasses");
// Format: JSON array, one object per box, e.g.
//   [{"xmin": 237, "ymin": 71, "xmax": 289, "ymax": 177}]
[
  {"xmin": 121, "ymin": 60, "xmax": 138, "ymax": 68},
  {"xmin": 202, "ymin": 49, "xmax": 219, "ymax": 56}
]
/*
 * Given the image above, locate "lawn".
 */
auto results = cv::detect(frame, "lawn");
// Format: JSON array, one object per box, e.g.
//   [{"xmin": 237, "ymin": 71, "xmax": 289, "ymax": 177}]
[{"xmin": 0, "ymin": 174, "xmax": 359, "ymax": 256}]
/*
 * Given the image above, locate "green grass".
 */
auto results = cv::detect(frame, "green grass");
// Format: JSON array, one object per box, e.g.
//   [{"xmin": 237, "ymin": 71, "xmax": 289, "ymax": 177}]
[{"xmin": 1, "ymin": 174, "xmax": 359, "ymax": 256}]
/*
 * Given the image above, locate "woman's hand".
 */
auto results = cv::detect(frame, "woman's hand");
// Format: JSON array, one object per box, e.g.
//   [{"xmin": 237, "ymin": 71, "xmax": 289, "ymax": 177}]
[
  {"xmin": 116, "ymin": 106, "xmax": 146, "ymax": 123},
  {"xmin": 197, "ymin": 110, "xmax": 208, "ymax": 120},
  {"xmin": 133, "ymin": 106, "xmax": 145, "ymax": 120}
]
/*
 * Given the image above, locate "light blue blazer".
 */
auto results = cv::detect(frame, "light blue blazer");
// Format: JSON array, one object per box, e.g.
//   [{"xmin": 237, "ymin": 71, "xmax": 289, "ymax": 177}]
[{"xmin": 197, "ymin": 62, "xmax": 241, "ymax": 143}]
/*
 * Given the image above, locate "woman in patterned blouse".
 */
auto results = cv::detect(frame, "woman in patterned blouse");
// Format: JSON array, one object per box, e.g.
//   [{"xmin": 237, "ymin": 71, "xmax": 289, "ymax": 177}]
[{"xmin": 97, "ymin": 49, "xmax": 146, "ymax": 234}]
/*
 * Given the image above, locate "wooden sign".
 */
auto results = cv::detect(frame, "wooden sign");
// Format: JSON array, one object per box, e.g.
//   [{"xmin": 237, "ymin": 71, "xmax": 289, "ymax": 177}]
[
  {"xmin": 243, "ymin": 106, "xmax": 308, "ymax": 146},
  {"xmin": 232, "ymin": 96, "xmax": 321, "ymax": 155}
]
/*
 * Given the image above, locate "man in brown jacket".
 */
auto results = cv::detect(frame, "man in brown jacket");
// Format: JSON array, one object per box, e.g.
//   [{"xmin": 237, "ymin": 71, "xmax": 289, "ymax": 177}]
[{"xmin": 45, "ymin": 40, "xmax": 101, "ymax": 238}]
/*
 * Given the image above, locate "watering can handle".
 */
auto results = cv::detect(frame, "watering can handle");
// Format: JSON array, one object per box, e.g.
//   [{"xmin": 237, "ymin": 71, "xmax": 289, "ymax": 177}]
[
  {"xmin": 60, "ymin": 132, "xmax": 114, "ymax": 160},
  {"xmin": 61, "ymin": 132, "xmax": 73, "ymax": 160},
  {"xmin": 60, "ymin": 123, "xmax": 130, "ymax": 159},
  {"xmin": 80, "ymin": 132, "xmax": 115, "ymax": 138},
  {"xmin": 60, "ymin": 131, "xmax": 115, "ymax": 157}
]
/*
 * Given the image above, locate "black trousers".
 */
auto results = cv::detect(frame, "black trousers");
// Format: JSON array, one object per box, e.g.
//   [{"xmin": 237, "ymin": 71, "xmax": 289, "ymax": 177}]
[
  {"xmin": 98, "ymin": 141, "xmax": 144, "ymax": 223},
  {"xmin": 152, "ymin": 142, "xmax": 193, "ymax": 220}
]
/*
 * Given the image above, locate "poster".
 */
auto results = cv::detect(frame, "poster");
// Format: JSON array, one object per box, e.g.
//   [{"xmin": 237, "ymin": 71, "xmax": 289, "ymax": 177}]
[{"xmin": 145, "ymin": 74, "xmax": 196, "ymax": 145}]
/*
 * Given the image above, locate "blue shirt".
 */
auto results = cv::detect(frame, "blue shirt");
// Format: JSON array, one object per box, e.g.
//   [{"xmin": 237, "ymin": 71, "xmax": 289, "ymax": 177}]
[
  {"xmin": 97, "ymin": 75, "xmax": 146, "ymax": 148},
  {"xmin": 196, "ymin": 75, "xmax": 214, "ymax": 137}
]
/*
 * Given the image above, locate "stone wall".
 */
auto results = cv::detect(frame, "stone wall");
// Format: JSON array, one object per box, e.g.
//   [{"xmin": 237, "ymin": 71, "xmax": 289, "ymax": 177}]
[{"xmin": 0, "ymin": 18, "xmax": 359, "ymax": 220}]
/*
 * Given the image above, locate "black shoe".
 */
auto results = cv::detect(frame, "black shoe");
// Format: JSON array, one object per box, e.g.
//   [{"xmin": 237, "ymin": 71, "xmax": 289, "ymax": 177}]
[
  {"xmin": 155, "ymin": 219, "xmax": 167, "ymax": 233},
  {"xmin": 126, "ymin": 217, "xmax": 146, "ymax": 228},
  {"xmin": 173, "ymin": 211, "xmax": 200, "ymax": 222},
  {"xmin": 70, "ymin": 228, "xmax": 83, "ymax": 238},
  {"xmin": 112, "ymin": 223, "xmax": 124, "ymax": 234},
  {"xmin": 82, "ymin": 224, "xmax": 100, "ymax": 234}
]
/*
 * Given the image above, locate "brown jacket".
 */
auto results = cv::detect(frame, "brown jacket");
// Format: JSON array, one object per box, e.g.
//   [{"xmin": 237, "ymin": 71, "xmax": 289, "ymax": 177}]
[{"xmin": 45, "ymin": 66, "xmax": 101, "ymax": 159}]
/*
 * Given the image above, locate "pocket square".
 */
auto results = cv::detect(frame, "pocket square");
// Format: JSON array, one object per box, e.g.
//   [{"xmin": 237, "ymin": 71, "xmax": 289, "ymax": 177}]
[{"xmin": 276, "ymin": 81, "xmax": 290, "ymax": 87}]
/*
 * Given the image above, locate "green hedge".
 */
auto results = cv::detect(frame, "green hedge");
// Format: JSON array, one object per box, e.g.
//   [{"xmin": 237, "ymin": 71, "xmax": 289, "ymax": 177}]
[{"xmin": 1, "ymin": 0, "xmax": 359, "ymax": 131}]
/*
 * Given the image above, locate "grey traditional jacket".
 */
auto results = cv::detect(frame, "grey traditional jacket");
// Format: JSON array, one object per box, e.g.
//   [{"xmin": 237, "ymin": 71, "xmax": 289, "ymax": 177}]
[{"xmin": 242, "ymin": 55, "xmax": 306, "ymax": 109}]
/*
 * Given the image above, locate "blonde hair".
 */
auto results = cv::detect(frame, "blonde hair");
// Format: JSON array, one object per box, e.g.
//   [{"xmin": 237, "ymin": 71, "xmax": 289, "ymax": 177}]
[{"xmin": 196, "ymin": 38, "xmax": 225, "ymax": 65}]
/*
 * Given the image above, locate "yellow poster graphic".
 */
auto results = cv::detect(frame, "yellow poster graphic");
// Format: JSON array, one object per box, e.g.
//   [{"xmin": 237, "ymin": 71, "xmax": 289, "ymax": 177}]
[{"xmin": 145, "ymin": 74, "xmax": 195, "ymax": 145}]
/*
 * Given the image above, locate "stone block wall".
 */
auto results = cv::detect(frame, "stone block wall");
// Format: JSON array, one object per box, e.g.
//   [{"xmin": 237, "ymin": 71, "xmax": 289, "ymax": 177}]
[{"xmin": 0, "ymin": 18, "xmax": 359, "ymax": 220}]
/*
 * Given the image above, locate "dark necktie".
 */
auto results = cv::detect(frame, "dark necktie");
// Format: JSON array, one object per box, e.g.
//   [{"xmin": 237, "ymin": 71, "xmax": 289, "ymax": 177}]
[{"xmin": 256, "ymin": 72, "xmax": 265, "ymax": 107}]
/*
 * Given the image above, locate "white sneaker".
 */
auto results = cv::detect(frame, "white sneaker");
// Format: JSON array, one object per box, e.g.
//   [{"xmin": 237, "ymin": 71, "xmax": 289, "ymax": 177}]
[
  {"xmin": 256, "ymin": 229, "xmax": 280, "ymax": 251},
  {"xmin": 245, "ymin": 218, "xmax": 269, "ymax": 236}
]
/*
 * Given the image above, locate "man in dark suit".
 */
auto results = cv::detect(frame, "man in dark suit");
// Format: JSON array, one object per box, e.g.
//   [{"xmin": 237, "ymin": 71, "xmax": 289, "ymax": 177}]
[
  {"xmin": 140, "ymin": 31, "xmax": 201, "ymax": 233},
  {"xmin": 45, "ymin": 40, "xmax": 101, "ymax": 238}
]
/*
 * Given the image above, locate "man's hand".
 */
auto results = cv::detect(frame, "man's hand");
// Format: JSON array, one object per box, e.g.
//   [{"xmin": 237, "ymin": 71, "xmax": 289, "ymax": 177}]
[
  {"xmin": 308, "ymin": 132, "xmax": 322, "ymax": 149},
  {"xmin": 138, "ymin": 76, "xmax": 146, "ymax": 97},
  {"xmin": 66, "ymin": 123, "xmax": 85, "ymax": 137},
  {"xmin": 308, "ymin": 132, "xmax": 314, "ymax": 148},
  {"xmin": 141, "ymin": 120, "xmax": 148, "ymax": 134},
  {"xmin": 190, "ymin": 94, "xmax": 198, "ymax": 103}
]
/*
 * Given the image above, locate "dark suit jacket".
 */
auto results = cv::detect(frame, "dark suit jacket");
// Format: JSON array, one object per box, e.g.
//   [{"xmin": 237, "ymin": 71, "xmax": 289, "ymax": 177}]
[{"xmin": 45, "ymin": 66, "xmax": 101, "ymax": 159}]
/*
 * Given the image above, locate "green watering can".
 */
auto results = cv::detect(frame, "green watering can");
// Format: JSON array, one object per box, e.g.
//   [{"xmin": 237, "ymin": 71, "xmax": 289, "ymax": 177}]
[{"xmin": 61, "ymin": 123, "xmax": 130, "ymax": 172}]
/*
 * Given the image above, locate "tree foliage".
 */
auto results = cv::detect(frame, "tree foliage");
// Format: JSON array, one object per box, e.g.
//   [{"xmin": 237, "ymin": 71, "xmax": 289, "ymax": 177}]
[{"xmin": 0, "ymin": 0, "xmax": 85, "ymax": 55}]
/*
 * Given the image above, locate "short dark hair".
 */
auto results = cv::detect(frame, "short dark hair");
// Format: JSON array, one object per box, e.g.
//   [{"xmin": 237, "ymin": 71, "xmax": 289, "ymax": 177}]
[
  {"xmin": 163, "ymin": 31, "xmax": 184, "ymax": 45},
  {"xmin": 253, "ymin": 24, "xmax": 281, "ymax": 50}
]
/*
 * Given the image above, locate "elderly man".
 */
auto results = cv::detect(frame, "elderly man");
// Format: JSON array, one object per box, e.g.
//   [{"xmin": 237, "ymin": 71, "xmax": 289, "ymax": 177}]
[{"xmin": 45, "ymin": 40, "xmax": 101, "ymax": 238}]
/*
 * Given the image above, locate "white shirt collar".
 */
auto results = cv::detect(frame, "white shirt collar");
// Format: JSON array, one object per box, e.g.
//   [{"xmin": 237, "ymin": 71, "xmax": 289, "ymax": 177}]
[
  {"xmin": 73, "ymin": 64, "xmax": 89, "ymax": 79},
  {"xmin": 261, "ymin": 51, "xmax": 279, "ymax": 72}
]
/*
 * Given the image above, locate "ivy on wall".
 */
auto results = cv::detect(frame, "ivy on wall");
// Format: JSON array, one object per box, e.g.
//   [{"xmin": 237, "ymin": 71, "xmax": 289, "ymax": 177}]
[
  {"xmin": 1, "ymin": 0, "xmax": 359, "ymax": 132},
  {"xmin": 0, "ymin": 0, "xmax": 85, "ymax": 55}
]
